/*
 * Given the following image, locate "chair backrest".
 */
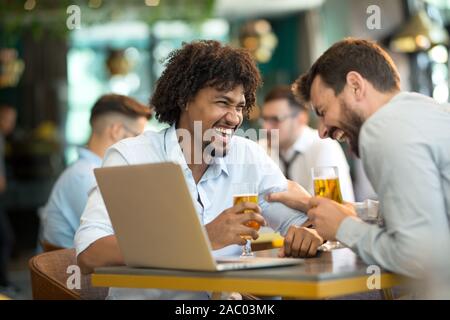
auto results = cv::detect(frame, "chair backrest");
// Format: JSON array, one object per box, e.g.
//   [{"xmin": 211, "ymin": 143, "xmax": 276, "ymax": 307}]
[
  {"xmin": 41, "ymin": 240, "xmax": 63, "ymax": 253},
  {"xmin": 29, "ymin": 248, "xmax": 108, "ymax": 300}
]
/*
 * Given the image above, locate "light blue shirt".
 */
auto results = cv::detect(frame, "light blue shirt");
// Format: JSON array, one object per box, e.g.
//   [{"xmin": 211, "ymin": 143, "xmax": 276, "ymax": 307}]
[
  {"xmin": 336, "ymin": 92, "xmax": 450, "ymax": 287},
  {"xmin": 75, "ymin": 124, "xmax": 308, "ymax": 299},
  {"xmin": 43, "ymin": 148, "xmax": 102, "ymax": 248}
]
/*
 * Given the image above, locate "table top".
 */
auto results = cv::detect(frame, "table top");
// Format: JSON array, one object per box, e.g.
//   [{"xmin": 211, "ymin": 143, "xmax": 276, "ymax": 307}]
[
  {"xmin": 92, "ymin": 248, "xmax": 405, "ymax": 298},
  {"xmin": 0, "ymin": 294, "xmax": 11, "ymax": 300}
]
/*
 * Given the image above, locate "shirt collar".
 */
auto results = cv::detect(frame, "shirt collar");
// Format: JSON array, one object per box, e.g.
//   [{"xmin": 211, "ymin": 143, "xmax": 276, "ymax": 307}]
[
  {"xmin": 385, "ymin": 91, "xmax": 405, "ymax": 104},
  {"xmin": 164, "ymin": 124, "xmax": 189, "ymax": 172},
  {"xmin": 359, "ymin": 90, "xmax": 404, "ymax": 148},
  {"xmin": 209, "ymin": 154, "xmax": 229, "ymax": 178},
  {"xmin": 164, "ymin": 124, "xmax": 229, "ymax": 178},
  {"xmin": 77, "ymin": 147, "xmax": 102, "ymax": 167}
]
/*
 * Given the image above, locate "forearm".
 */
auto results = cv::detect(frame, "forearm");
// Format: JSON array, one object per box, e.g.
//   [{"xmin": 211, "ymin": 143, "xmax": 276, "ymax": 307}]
[
  {"xmin": 336, "ymin": 217, "xmax": 428, "ymax": 278},
  {"xmin": 263, "ymin": 201, "xmax": 308, "ymax": 236},
  {"xmin": 77, "ymin": 235, "xmax": 124, "ymax": 274},
  {"xmin": 204, "ymin": 223, "xmax": 223, "ymax": 250}
]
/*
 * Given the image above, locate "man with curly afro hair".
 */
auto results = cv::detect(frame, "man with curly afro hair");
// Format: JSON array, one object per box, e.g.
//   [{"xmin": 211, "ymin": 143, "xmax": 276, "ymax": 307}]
[{"xmin": 75, "ymin": 40, "xmax": 323, "ymax": 300}]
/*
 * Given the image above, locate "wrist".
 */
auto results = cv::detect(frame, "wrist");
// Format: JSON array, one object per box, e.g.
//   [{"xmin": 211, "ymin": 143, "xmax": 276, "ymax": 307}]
[
  {"xmin": 299, "ymin": 195, "xmax": 312, "ymax": 212},
  {"xmin": 205, "ymin": 223, "xmax": 222, "ymax": 250}
]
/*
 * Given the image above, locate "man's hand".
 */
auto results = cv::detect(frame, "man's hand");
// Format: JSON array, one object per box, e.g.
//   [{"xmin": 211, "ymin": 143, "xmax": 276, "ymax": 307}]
[
  {"xmin": 205, "ymin": 202, "xmax": 266, "ymax": 250},
  {"xmin": 266, "ymin": 180, "xmax": 311, "ymax": 212},
  {"xmin": 279, "ymin": 225, "xmax": 323, "ymax": 258},
  {"xmin": 307, "ymin": 197, "xmax": 358, "ymax": 241}
]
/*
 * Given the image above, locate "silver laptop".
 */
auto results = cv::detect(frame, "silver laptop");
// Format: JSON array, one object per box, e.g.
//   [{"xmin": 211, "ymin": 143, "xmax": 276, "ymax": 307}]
[{"xmin": 94, "ymin": 162, "xmax": 303, "ymax": 271}]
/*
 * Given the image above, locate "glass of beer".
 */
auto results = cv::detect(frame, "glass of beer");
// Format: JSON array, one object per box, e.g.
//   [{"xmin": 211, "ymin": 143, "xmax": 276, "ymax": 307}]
[
  {"xmin": 311, "ymin": 166, "xmax": 344, "ymax": 251},
  {"xmin": 232, "ymin": 183, "xmax": 260, "ymax": 257}
]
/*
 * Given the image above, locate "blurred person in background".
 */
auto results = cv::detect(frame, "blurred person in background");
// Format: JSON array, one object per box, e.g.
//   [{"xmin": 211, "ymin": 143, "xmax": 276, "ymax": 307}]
[
  {"xmin": 0, "ymin": 104, "xmax": 17, "ymax": 293},
  {"xmin": 41, "ymin": 94, "xmax": 151, "ymax": 250},
  {"xmin": 268, "ymin": 38, "xmax": 450, "ymax": 298},
  {"xmin": 260, "ymin": 85, "xmax": 354, "ymax": 202}
]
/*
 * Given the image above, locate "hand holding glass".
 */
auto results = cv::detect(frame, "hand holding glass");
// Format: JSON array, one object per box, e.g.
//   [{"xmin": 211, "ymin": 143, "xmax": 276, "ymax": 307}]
[
  {"xmin": 311, "ymin": 166, "xmax": 344, "ymax": 251},
  {"xmin": 232, "ymin": 183, "xmax": 260, "ymax": 257}
]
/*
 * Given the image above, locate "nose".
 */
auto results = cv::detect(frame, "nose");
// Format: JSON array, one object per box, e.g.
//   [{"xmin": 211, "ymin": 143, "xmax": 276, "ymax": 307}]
[
  {"xmin": 318, "ymin": 120, "xmax": 329, "ymax": 139},
  {"xmin": 261, "ymin": 119, "xmax": 273, "ymax": 130},
  {"xmin": 225, "ymin": 110, "xmax": 242, "ymax": 127}
]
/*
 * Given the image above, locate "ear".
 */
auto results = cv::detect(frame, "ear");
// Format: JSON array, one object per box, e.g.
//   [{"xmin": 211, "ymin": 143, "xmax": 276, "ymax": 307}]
[
  {"xmin": 109, "ymin": 122, "xmax": 123, "ymax": 141},
  {"xmin": 184, "ymin": 99, "xmax": 192, "ymax": 112},
  {"xmin": 346, "ymin": 71, "xmax": 365, "ymax": 100},
  {"xmin": 296, "ymin": 110, "xmax": 309, "ymax": 126}
]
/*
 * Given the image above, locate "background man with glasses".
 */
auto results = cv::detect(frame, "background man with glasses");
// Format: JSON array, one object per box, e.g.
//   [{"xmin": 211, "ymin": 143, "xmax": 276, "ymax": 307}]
[
  {"xmin": 259, "ymin": 85, "xmax": 354, "ymax": 201},
  {"xmin": 41, "ymin": 94, "xmax": 151, "ymax": 250}
]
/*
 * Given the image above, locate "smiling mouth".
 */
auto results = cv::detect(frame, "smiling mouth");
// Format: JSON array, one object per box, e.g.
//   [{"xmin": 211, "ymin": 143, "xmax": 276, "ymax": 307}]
[
  {"xmin": 213, "ymin": 126, "xmax": 234, "ymax": 137},
  {"xmin": 333, "ymin": 129, "xmax": 347, "ymax": 143}
]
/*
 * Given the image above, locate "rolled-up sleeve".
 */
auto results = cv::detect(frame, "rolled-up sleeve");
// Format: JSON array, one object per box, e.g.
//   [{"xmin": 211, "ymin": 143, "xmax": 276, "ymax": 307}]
[
  {"xmin": 74, "ymin": 148, "xmax": 129, "ymax": 256},
  {"xmin": 255, "ymin": 146, "xmax": 308, "ymax": 235}
]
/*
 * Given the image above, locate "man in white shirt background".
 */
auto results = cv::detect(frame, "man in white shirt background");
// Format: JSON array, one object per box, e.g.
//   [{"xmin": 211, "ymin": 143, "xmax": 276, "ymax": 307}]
[{"xmin": 260, "ymin": 85, "xmax": 354, "ymax": 202}]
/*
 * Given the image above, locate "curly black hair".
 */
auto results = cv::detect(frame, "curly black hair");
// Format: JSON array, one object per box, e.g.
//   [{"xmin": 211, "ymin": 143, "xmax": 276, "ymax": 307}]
[{"xmin": 151, "ymin": 40, "xmax": 262, "ymax": 125}]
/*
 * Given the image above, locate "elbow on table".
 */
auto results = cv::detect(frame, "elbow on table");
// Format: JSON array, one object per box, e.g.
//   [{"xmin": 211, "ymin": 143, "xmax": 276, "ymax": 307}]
[
  {"xmin": 77, "ymin": 250, "xmax": 96, "ymax": 274},
  {"xmin": 388, "ymin": 243, "xmax": 428, "ymax": 279}
]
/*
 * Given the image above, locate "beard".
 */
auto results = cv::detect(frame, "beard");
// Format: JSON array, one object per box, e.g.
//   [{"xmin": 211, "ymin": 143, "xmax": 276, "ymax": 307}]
[
  {"xmin": 337, "ymin": 100, "xmax": 365, "ymax": 158},
  {"xmin": 202, "ymin": 140, "xmax": 228, "ymax": 165},
  {"xmin": 202, "ymin": 132, "xmax": 230, "ymax": 162}
]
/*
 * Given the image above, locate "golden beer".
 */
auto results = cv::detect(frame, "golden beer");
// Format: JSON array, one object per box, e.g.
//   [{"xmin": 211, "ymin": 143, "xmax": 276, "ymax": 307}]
[
  {"xmin": 233, "ymin": 194, "xmax": 260, "ymax": 239},
  {"xmin": 311, "ymin": 167, "xmax": 344, "ymax": 251},
  {"xmin": 313, "ymin": 178, "xmax": 343, "ymax": 204}
]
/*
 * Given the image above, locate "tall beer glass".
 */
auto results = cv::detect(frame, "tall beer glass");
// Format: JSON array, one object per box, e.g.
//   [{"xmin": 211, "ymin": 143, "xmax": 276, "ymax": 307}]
[
  {"xmin": 312, "ymin": 166, "xmax": 344, "ymax": 251},
  {"xmin": 232, "ymin": 183, "xmax": 260, "ymax": 257}
]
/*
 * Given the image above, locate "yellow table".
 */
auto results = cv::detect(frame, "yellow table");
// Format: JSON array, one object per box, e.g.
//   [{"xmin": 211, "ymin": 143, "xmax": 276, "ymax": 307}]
[
  {"xmin": 92, "ymin": 248, "xmax": 405, "ymax": 299},
  {"xmin": 0, "ymin": 293, "xmax": 11, "ymax": 300}
]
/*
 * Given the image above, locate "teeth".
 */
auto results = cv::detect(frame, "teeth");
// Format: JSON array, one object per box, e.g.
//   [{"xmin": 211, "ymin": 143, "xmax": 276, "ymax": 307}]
[
  {"xmin": 214, "ymin": 127, "xmax": 233, "ymax": 135},
  {"xmin": 335, "ymin": 130, "xmax": 346, "ymax": 142}
]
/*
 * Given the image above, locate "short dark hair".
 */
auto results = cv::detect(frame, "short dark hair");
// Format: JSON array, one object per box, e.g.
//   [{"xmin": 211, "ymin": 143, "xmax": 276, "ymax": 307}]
[
  {"xmin": 89, "ymin": 94, "xmax": 151, "ymax": 126},
  {"xmin": 150, "ymin": 40, "xmax": 262, "ymax": 125},
  {"xmin": 264, "ymin": 85, "xmax": 307, "ymax": 112},
  {"xmin": 293, "ymin": 38, "xmax": 400, "ymax": 102}
]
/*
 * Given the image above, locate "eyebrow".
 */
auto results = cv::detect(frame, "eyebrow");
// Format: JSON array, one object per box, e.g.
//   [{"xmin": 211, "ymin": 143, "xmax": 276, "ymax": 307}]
[
  {"xmin": 216, "ymin": 95, "xmax": 245, "ymax": 106},
  {"xmin": 311, "ymin": 103, "xmax": 323, "ymax": 116}
]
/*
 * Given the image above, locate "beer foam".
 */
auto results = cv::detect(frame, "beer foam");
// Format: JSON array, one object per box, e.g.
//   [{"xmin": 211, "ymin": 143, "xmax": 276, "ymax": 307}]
[{"xmin": 233, "ymin": 193, "xmax": 258, "ymax": 197}]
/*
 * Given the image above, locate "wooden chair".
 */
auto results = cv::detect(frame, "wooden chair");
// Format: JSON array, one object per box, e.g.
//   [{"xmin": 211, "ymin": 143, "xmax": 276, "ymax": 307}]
[
  {"xmin": 40, "ymin": 240, "xmax": 63, "ymax": 253},
  {"xmin": 29, "ymin": 248, "xmax": 108, "ymax": 300}
]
